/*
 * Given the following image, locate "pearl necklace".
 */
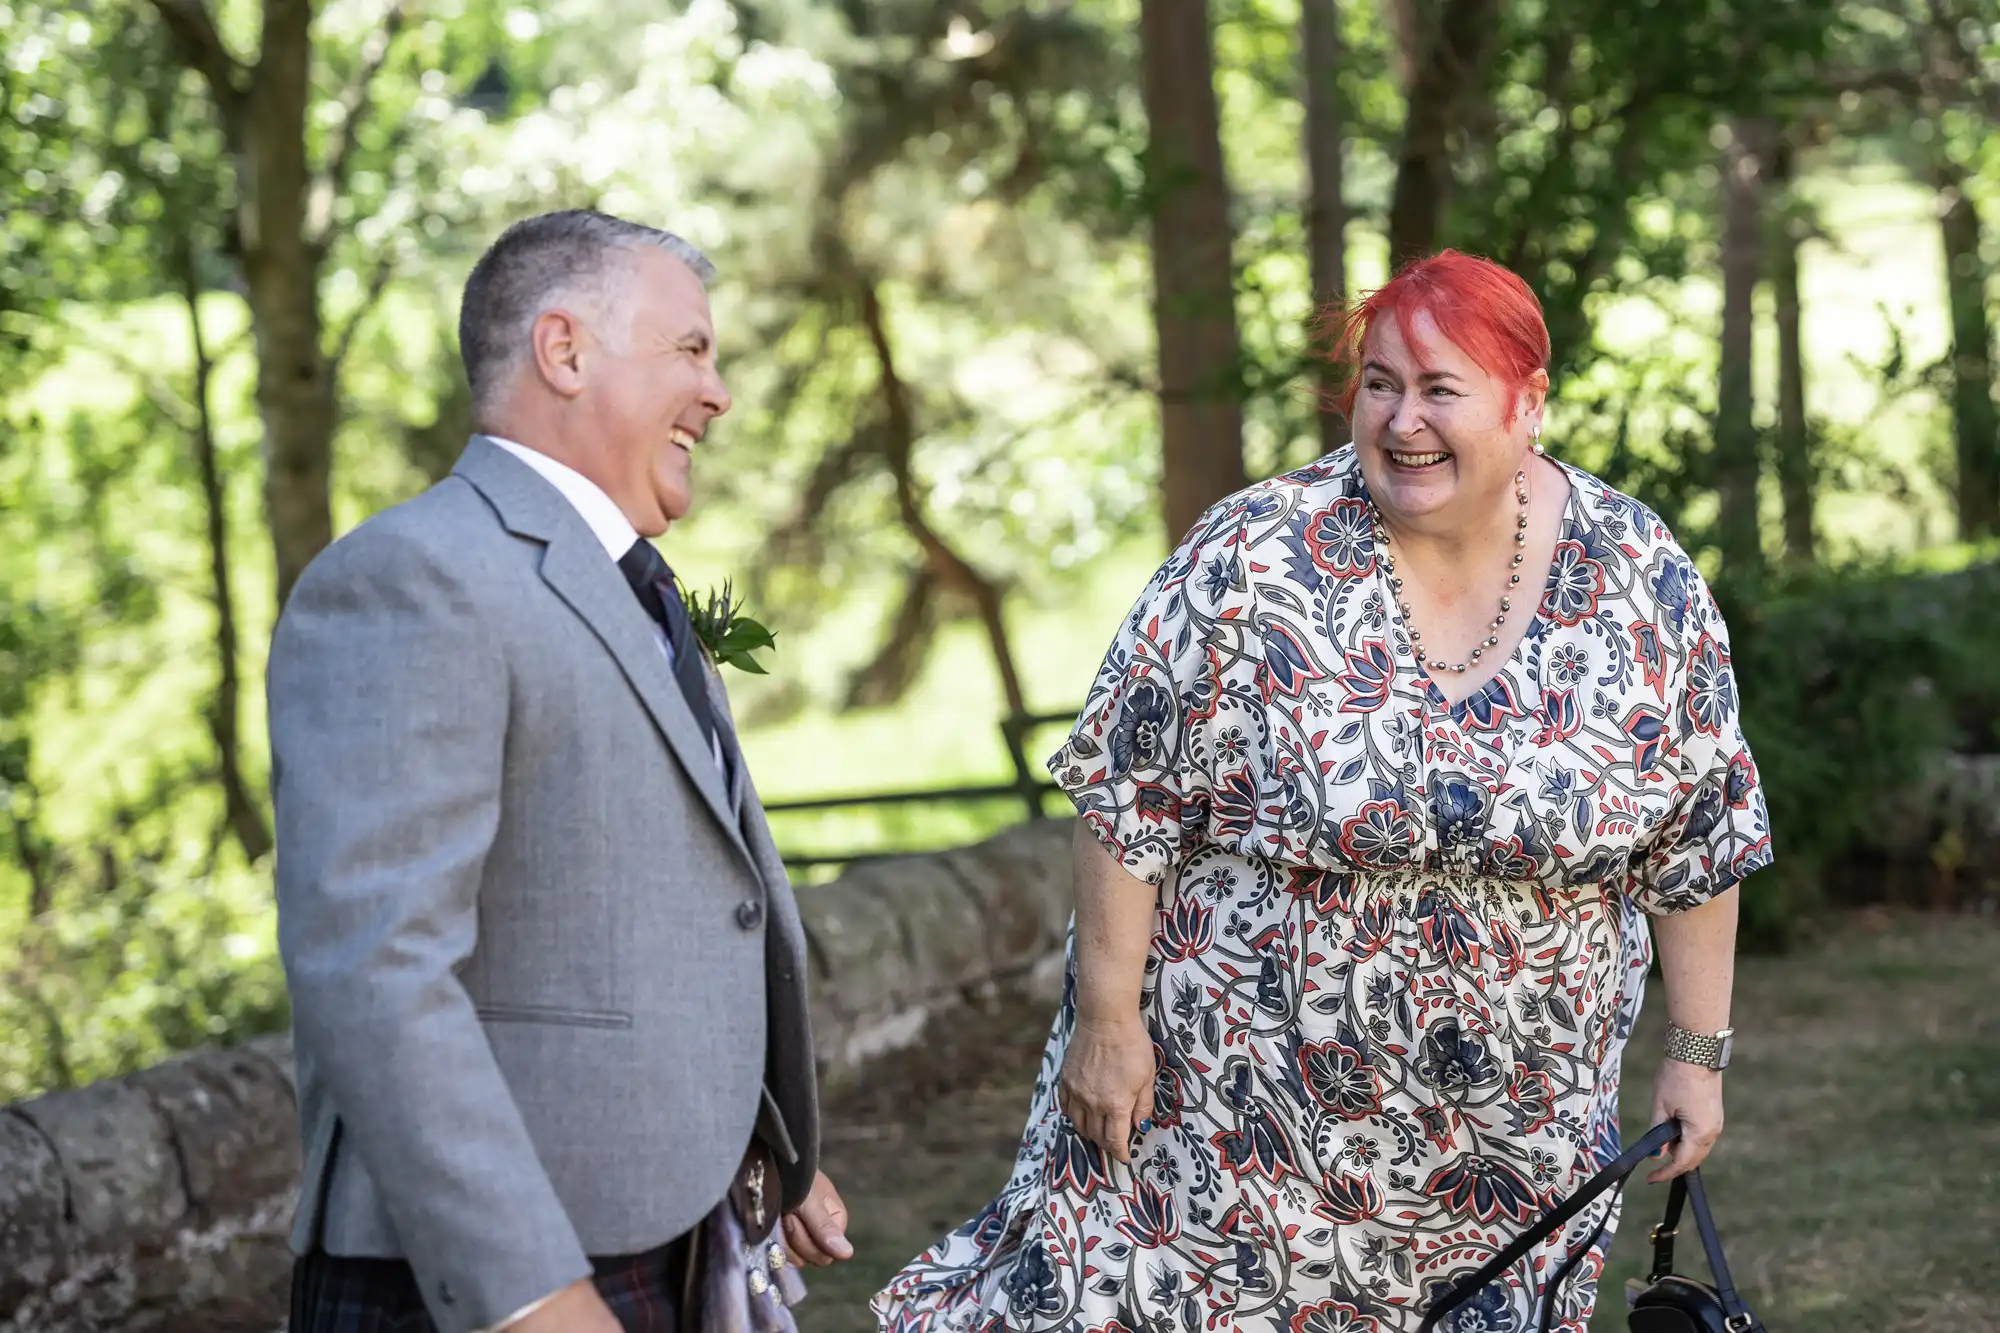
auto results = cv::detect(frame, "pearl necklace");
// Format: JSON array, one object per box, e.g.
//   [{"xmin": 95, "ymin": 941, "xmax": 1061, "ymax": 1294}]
[{"xmin": 1370, "ymin": 468, "xmax": 1530, "ymax": 676}]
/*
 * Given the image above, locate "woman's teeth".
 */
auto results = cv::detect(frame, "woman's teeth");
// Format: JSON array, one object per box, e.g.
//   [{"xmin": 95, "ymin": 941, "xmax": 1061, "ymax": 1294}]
[
  {"xmin": 1390, "ymin": 449, "xmax": 1450, "ymax": 468},
  {"xmin": 669, "ymin": 427, "xmax": 696, "ymax": 451}
]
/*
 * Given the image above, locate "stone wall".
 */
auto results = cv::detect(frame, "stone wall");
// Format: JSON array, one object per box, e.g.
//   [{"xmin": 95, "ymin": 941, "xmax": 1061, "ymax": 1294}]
[{"xmin": 0, "ymin": 818, "xmax": 1077, "ymax": 1333}]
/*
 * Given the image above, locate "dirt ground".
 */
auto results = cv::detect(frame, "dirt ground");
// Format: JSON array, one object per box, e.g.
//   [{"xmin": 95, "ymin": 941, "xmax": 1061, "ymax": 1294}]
[{"xmin": 805, "ymin": 909, "xmax": 2000, "ymax": 1333}]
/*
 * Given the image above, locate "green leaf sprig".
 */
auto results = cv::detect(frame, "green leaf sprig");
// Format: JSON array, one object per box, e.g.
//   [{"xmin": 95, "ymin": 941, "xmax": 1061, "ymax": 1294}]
[{"xmin": 684, "ymin": 580, "xmax": 777, "ymax": 675}]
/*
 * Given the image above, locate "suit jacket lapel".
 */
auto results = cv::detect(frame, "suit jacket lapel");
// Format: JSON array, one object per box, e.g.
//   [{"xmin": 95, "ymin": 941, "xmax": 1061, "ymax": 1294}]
[
  {"xmin": 453, "ymin": 438, "xmax": 755, "ymax": 872},
  {"xmin": 706, "ymin": 669, "xmax": 788, "ymax": 894}
]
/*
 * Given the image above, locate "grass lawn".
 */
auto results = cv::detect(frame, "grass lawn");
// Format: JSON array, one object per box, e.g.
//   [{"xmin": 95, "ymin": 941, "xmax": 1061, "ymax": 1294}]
[{"xmin": 808, "ymin": 909, "xmax": 2000, "ymax": 1333}]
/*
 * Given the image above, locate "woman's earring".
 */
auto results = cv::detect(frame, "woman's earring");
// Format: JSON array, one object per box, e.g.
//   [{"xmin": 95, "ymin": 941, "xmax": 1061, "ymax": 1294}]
[{"xmin": 1531, "ymin": 423, "xmax": 1546, "ymax": 457}]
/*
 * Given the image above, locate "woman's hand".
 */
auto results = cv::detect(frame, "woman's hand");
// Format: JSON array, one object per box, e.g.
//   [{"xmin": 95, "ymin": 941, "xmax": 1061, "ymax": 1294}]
[
  {"xmin": 1648, "ymin": 1059, "xmax": 1724, "ymax": 1184},
  {"xmin": 1058, "ymin": 1014, "xmax": 1156, "ymax": 1165}
]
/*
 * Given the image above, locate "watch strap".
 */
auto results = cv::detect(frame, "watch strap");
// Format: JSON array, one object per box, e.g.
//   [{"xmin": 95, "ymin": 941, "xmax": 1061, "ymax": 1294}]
[{"xmin": 1664, "ymin": 1022, "xmax": 1731, "ymax": 1070}]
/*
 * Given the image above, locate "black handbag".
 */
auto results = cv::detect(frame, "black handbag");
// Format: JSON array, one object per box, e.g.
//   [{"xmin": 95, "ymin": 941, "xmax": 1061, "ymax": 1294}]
[
  {"xmin": 1625, "ymin": 1167, "xmax": 1765, "ymax": 1333},
  {"xmin": 1417, "ymin": 1120, "xmax": 1766, "ymax": 1333}
]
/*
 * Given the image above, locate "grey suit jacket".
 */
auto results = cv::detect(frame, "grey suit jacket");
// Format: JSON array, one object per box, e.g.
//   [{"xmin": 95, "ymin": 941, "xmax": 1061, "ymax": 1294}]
[{"xmin": 268, "ymin": 437, "xmax": 818, "ymax": 1333}]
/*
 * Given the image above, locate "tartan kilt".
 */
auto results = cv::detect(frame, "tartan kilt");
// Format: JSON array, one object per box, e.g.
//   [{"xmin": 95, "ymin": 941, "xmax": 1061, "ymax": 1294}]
[{"xmin": 289, "ymin": 1236, "xmax": 688, "ymax": 1333}]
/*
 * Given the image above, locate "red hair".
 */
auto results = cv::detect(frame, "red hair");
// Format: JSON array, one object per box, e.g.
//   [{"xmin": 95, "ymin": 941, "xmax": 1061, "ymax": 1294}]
[{"xmin": 1323, "ymin": 249, "xmax": 1550, "ymax": 422}]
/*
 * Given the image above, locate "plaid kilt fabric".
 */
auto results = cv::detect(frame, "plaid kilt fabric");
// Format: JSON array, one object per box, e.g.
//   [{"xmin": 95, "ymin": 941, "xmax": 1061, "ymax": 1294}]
[{"xmin": 289, "ymin": 1236, "xmax": 689, "ymax": 1333}]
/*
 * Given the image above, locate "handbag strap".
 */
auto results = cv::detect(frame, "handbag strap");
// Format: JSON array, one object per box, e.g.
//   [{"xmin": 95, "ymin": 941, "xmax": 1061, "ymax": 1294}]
[
  {"xmin": 1646, "ymin": 1170, "xmax": 1761, "ymax": 1331},
  {"xmin": 1416, "ymin": 1119, "xmax": 1682, "ymax": 1333}
]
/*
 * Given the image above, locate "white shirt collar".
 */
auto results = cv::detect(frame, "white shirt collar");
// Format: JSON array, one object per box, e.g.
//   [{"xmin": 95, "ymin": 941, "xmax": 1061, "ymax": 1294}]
[{"xmin": 485, "ymin": 435, "xmax": 639, "ymax": 562}]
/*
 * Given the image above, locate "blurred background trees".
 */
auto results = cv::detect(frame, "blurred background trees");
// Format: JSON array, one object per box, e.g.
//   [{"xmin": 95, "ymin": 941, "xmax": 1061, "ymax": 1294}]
[{"xmin": 3, "ymin": 0, "xmax": 1997, "ymax": 1099}]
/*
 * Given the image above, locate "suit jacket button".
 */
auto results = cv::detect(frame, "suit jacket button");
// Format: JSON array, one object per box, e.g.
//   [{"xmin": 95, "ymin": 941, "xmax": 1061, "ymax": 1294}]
[
  {"xmin": 437, "ymin": 1281, "xmax": 456, "ymax": 1306},
  {"xmin": 735, "ymin": 899, "xmax": 765, "ymax": 931}
]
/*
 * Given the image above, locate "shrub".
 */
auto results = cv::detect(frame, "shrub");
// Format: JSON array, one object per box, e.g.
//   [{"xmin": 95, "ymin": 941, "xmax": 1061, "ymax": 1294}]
[{"xmin": 1722, "ymin": 558, "xmax": 2000, "ymax": 947}]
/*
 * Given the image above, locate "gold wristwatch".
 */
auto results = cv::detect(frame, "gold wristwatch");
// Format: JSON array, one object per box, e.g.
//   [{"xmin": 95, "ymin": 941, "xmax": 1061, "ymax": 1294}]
[{"xmin": 1664, "ymin": 1021, "xmax": 1733, "ymax": 1071}]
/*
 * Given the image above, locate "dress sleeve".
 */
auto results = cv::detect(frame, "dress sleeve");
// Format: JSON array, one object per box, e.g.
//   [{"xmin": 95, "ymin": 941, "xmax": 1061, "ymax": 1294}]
[
  {"xmin": 1046, "ymin": 499, "xmax": 1245, "ymax": 885},
  {"xmin": 1626, "ymin": 573, "xmax": 1774, "ymax": 915}
]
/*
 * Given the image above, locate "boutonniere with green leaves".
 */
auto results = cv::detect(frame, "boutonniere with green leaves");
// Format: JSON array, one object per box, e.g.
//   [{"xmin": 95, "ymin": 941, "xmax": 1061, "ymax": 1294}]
[{"xmin": 684, "ymin": 580, "xmax": 778, "ymax": 675}]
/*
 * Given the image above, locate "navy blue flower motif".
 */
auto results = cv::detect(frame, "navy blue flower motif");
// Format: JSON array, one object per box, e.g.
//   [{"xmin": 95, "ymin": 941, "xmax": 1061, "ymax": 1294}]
[
  {"xmin": 1547, "ymin": 539, "xmax": 1606, "ymax": 626},
  {"xmin": 1159, "ymin": 895, "xmax": 1216, "ymax": 962},
  {"xmin": 1200, "ymin": 554, "xmax": 1237, "ymax": 604},
  {"xmin": 1573, "ymin": 846, "xmax": 1627, "ymax": 884},
  {"xmin": 1344, "ymin": 894, "xmax": 1394, "ymax": 960},
  {"xmin": 1630, "ymin": 618, "xmax": 1667, "ymax": 694},
  {"xmin": 1439, "ymin": 1280, "xmax": 1519, "ymax": 1333},
  {"xmin": 1681, "ymin": 781, "xmax": 1725, "ymax": 846},
  {"xmin": 1047, "ymin": 1118, "xmax": 1110, "ymax": 1197},
  {"xmin": 1530, "ymin": 685, "xmax": 1582, "ymax": 746},
  {"xmin": 1117, "ymin": 1178, "xmax": 1182, "ymax": 1247},
  {"xmin": 964, "ymin": 1197, "xmax": 1010, "ymax": 1251},
  {"xmin": 1622, "ymin": 705, "xmax": 1667, "ymax": 773},
  {"xmin": 1298, "ymin": 1038, "xmax": 1382, "ymax": 1119},
  {"xmin": 1109, "ymin": 678, "xmax": 1174, "ymax": 777},
  {"xmin": 1540, "ymin": 765, "xmax": 1577, "ymax": 803},
  {"xmin": 1236, "ymin": 1240, "xmax": 1275, "ymax": 1293},
  {"xmin": 1304, "ymin": 499, "xmax": 1378, "ymax": 579},
  {"xmin": 1210, "ymin": 1102, "xmax": 1301, "ymax": 1182},
  {"xmin": 1652, "ymin": 555, "xmax": 1693, "ymax": 632},
  {"xmin": 1417, "ymin": 1019, "xmax": 1501, "ymax": 1092},
  {"xmin": 1457, "ymin": 676, "xmax": 1529, "ymax": 732},
  {"xmin": 1547, "ymin": 642, "xmax": 1589, "ymax": 686},
  {"xmin": 1482, "ymin": 834, "xmax": 1537, "ymax": 881},
  {"xmin": 1725, "ymin": 751, "xmax": 1756, "ymax": 807},
  {"xmin": 1683, "ymin": 632, "xmax": 1735, "ymax": 738},
  {"xmin": 1335, "ymin": 640, "xmax": 1395, "ymax": 714},
  {"xmin": 1289, "ymin": 867, "xmax": 1359, "ymax": 915},
  {"xmin": 1312, "ymin": 1170, "xmax": 1386, "ymax": 1225},
  {"xmin": 1423, "ymin": 1153, "xmax": 1542, "ymax": 1225},
  {"xmin": 1415, "ymin": 889, "xmax": 1484, "ymax": 968},
  {"xmin": 1429, "ymin": 773, "xmax": 1491, "ymax": 850},
  {"xmin": 1212, "ymin": 767, "xmax": 1260, "ymax": 839},
  {"xmin": 1262, "ymin": 618, "xmax": 1329, "ymax": 699},
  {"xmin": 1002, "ymin": 1233, "xmax": 1065, "ymax": 1319},
  {"xmin": 1338, "ymin": 799, "xmax": 1418, "ymax": 869},
  {"xmin": 1134, "ymin": 781, "xmax": 1178, "ymax": 827}
]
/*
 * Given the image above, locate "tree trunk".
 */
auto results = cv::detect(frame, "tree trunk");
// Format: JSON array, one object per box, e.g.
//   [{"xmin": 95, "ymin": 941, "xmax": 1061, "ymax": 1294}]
[
  {"xmin": 1139, "ymin": 0, "xmax": 1247, "ymax": 541},
  {"xmin": 1301, "ymin": 0, "xmax": 1350, "ymax": 456},
  {"xmin": 858, "ymin": 283, "xmax": 1029, "ymax": 722},
  {"xmin": 1936, "ymin": 159, "xmax": 2000, "ymax": 541},
  {"xmin": 1714, "ymin": 119, "xmax": 1766, "ymax": 581},
  {"xmin": 244, "ymin": 0, "xmax": 335, "ymax": 611},
  {"xmin": 151, "ymin": 0, "xmax": 344, "ymax": 613},
  {"xmin": 179, "ymin": 242, "xmax": 273, "ymax": 864},
  {"xmin": 1770, "ymin": 141, "xmax": 1815, "ymax": 567},
  {"xmin": 1385, "ymin": 0, "xmax": 1502, "ymax": 268}
]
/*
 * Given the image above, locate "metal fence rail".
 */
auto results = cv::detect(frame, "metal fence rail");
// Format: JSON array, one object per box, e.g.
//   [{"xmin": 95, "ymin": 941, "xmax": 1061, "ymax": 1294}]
[{"xmin": 766, "ymin": 708, "xmax": 1079, "ymax": 868}]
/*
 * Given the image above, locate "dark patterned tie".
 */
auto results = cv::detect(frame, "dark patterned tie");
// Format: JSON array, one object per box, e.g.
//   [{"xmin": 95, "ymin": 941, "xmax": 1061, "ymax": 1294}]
[{"xmin": 617, "ymin": 539, "xmax": 730, "ymax": 783}]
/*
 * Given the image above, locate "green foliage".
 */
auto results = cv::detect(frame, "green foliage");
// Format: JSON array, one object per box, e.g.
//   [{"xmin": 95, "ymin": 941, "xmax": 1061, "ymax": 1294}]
[
  {"xmin": 2, "ymin": 0, "xmax": 1998, "ymax": 1100},
  {"xmin": 687, "ymin": 581, "xmax": 780, "ymax": 675},
  {"xmin": 1725, "ymin": 556, "xmax": 2000, "ymax": 947}
]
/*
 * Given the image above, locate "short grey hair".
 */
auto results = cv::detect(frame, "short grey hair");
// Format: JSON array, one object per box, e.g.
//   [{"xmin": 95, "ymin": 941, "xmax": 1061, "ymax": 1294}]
[{"xmin": 459, "ymin": 209, "xmax": 715, "ymax": 413}]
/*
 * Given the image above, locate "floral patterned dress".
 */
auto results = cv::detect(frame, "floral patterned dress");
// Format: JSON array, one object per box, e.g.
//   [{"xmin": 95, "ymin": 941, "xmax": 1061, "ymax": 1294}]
[{"xmin": 873, "ymin": 448, "xmax": 1771, "ymax": 1333}]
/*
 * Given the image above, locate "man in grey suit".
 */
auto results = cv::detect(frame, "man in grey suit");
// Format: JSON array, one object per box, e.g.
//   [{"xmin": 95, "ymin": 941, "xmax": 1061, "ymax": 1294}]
[{"xmin": 269, "ymin": 209, "xmax": 850, "ymax": 1333}]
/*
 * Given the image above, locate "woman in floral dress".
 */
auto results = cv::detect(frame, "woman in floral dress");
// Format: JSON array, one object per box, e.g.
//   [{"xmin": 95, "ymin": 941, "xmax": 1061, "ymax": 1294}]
[{"xmin": 874, "ymin": 252, "xmax": 1768, "ymax": 1333}]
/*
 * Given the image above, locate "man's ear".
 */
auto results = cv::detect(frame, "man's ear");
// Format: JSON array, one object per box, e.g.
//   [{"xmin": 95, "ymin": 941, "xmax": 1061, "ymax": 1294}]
[{"xmin": 530, "ymin": 309, "xmax": 589, "ymax": 399}]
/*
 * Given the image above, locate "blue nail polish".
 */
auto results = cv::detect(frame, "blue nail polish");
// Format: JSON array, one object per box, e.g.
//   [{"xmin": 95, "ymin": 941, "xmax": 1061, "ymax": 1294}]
[{"xmin": 1138, "ymin": 1118, "xmax": 1153, "ymax": 1133}]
